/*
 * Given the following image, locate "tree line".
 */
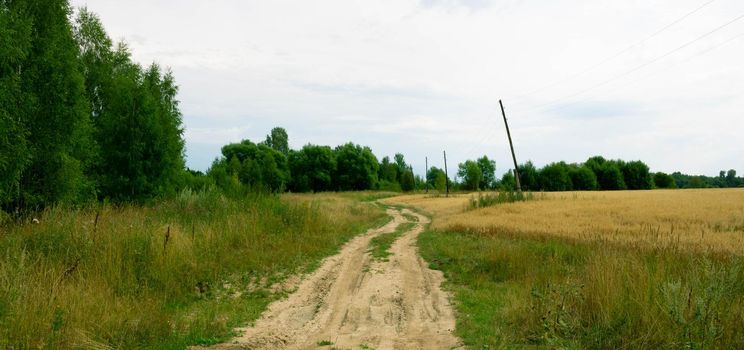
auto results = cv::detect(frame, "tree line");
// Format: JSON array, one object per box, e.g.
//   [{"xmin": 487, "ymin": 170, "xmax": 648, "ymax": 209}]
[
  {"xmin": 1, "ymin": 2, "xmax": 187, "ymax": 212},
  {"xmin": 670, "ymin": 170, "xmax": 742, "ymax": 189},
  {"xmin": 456, "ymin": 155, "xmax": 743, "ymax": 192},
  {"xmin": 205, "ymin": 127, "xmax": 423, "ymax": 193},
  {"xmin": 206, "ymin": 128, "xmax": 743, "ymax": 194}
]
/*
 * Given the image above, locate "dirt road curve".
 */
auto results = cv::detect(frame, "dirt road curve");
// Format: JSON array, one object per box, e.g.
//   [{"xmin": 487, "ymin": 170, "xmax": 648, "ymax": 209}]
[{"xmin": 192, "ymin": 208, "xmax": 462, "ymax": 350}]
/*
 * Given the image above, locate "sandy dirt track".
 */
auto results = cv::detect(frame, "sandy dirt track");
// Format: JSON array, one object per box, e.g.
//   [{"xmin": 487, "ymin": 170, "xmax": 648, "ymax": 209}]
[{"xmin": 192, "ymin": 208, "xmax": 462, "ymax": 350}]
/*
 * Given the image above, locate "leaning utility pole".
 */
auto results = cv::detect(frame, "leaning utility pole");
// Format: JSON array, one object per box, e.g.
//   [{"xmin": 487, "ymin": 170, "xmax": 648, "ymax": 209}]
[
  {"xmin": 425, "ymin": 156, "xmax": 429, "ymax": 193},
  {"xmin": 500, "ymin": 100, "xmax": 522, "ymax": 192},
  {"xmin": 443, "ymin": 151, "xmax": 450, "ymax": 197}
]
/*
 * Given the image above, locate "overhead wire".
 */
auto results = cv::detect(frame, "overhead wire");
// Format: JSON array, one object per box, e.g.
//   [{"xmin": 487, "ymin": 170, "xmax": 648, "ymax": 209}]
[
  {"xmin": 520, "ymin": 11, "xmax": 744, "ymax": 115},
  {"xmin": 544, "ymin": 30, "xmax": 744, "ymax": 114},
  {"xmin": 507, "ymin": 0, "xmax": 718, "ymax": 105},
  {"xmin": 460, "ymin": 111, "xmax": 501, "ymax": 161},
  {"xmin": 466, "ymin": 1, "xmax": 738, "ymax": 166}
]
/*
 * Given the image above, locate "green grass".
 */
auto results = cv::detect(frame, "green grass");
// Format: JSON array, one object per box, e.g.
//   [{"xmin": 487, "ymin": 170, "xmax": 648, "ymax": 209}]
[
  {"xmin": 0, "ymin": 189, "xmax": 388, "ymax": 349},
  {"xmin": 317, "ymin": 339, "xmax": 334, "ymax": 346},
  {"xmin": 368, "ymin": 222, "xmax": 417, "ymax": 261},
  {"xmin": 402, "ymin": 213, "xmax": 419, "ymax": 222},
  {"xmin": 468, "ymin": 191, "xmax": 541, "ymax": 210},
  {"xmin": 418, "ymin": 228, "xmax": 744, "ymax": 349},
  {"xmin": 337, "ymin": 191, "xmax": 399, "ymax": 202}
]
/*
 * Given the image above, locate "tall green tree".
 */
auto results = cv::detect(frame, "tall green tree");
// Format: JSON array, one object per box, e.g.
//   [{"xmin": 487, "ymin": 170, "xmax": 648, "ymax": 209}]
[
  {"xmin": 539, "ymin": 162, "xmax": 573, "ymax": 191},
  {"xmin": 378, "ymin": 156, "xmax": 398, "ymax": 182},
  {"xmin": 586, "ymin": 156, "xmax": 626, "ymax": 190},
  {"xmin": 597, "ymin": 162, "xmax": 627, "ymax": 190},
  {"xmin": 17, "ymin": 0, "xmax": 94, "ymax": 207},
  {"xmin": 263, "ymin": 127, "xmax": 289, "ymax": 156},
  {"xmin": 400, "ymin": 169, "xmax": 415, "ymax": 192},
  {"xmin": 74, "ymin": 7, "xmax": 112, "ymax": 121},
  {"xmin": 584, "ymin": 156, "xmax": 606, "ymax": 175},
  {"xmin": 74, "ymin": 9, "xmax": 185, "ymax": 201},
  {"xmin": 569, "ymin": 165, "xmax": 598, "ymax": 190},
  {"xmin": 393, "ymin": 153, "xmax": 407, "ymax": 180},
  {"xmin": 621, "ymin": 160, "xmax": 652, "ymax": 190},
  {"xmin": 476, "ymin": 156, "xmax": 496, "ymax": 190},
  {"xmin": 218, "ymin": 139, "xmax": 289, "ymax": 192},
  {"xmin": 333, "ymin": 143, "xmax": 379, "ymax": 191},
  {"xmin": 726, "ymin": 169, "xmax": 738, "ymax": 188},
  {"xmin": 0, "ymin": 0, "xmax": 32, "ymax": 207},
  {"xmin": 687, "ymin": 176, "xmax": 707, "ymax": 188},
  {"xmin": 89, "ymin": 45, "xmax": 184, "ymax": 201},
  {"xmin": 427, "ymin": 167, "xmax": 447, "ymax": 192},
  {"xmin": 653, "ymin": 172, "xmax": 676, "ymax": 189},
  {"xmin": 257, "ymin": 146, "xmax": 289, "ymax": 192},
  {"xmin": 499, "ymin": 170, "xmax": 516, "ymax": 191},
  {"xmin": 457, "ymin": 160, "xmax": 482, "ymax": 191},
  {"xmin": 518, "ymin": 161, "xmax": 539, "ymax": 191},
  {"xmin": 142, "ymin": 64, "xmax": 186, "ymax": 195},
  {"xmin": 288, "ymin": 144, "xmax": 336, "ymax": 192}
]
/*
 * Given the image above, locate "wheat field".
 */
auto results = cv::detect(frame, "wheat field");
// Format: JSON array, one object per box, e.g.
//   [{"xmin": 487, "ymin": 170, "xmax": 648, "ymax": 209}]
[{"xmin": 387, "ymin": 189, "xmax": 744, "ymax": 254}]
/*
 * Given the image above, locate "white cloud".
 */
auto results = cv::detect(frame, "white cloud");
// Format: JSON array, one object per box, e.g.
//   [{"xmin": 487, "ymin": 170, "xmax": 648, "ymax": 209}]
[
  {"xmin": 71, "ymin": 0, "xmax": 744, "ymax": 175},
  {"xmin": 184, "ymin": 127, "xmax": 252, "ymax": 145}
]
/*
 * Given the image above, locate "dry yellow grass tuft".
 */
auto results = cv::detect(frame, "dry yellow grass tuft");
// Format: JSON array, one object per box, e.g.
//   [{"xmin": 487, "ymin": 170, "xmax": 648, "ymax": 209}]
[{"xmin": 386, "ymin": 189, "xmax": 744, "ymax": 254}]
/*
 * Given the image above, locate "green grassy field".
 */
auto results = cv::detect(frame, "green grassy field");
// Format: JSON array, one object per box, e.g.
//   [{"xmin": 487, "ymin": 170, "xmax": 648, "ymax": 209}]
[
  {"xmin": 0, "ymin": 190, "xmax": 387, "ymax": 349},
  {"xmin": 419, "ymin": 229, "xmax": 744, "ymax": 349}
]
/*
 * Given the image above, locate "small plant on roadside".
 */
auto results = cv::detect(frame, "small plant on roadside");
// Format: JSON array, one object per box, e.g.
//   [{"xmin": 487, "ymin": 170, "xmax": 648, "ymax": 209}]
[{"xmin": 317, "ymin": 339, "xmax": 333, "ymax": 346}]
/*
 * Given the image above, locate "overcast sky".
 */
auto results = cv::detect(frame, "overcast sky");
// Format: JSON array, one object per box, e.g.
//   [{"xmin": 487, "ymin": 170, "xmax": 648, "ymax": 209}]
[{"xmin": 70, "ymin": 0, "xmax": 743, "ymax": 177}]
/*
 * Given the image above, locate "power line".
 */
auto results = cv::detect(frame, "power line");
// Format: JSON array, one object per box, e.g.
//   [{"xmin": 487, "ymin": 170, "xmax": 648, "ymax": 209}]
[
  {"xmin": 550, "ymin": 30, "xmax": 744, "ymax": 111},
  {"xmin": 463, "ymin": 128, "xmax": 499, "ymax": 162},
  {"xmin": 460, "ymin": 111, "xmax": 501, "ymax": 161},
  {"xmin": 523, "ymin": 11, "xmax": 744, "ymax": 114},
  {"xmin": 509, "ymin": 0, "xmax": 718, "ymax": 104}
]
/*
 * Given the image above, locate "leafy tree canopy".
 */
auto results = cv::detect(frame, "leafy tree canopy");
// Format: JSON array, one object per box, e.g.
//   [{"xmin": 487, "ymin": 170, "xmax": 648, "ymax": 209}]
[{"xmin": 457, "ymin": 160, "xmax": 482, "ymax": 191}]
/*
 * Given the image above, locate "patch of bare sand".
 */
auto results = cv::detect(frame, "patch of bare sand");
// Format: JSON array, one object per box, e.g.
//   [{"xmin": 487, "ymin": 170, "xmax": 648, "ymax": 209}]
[{"xmin": 191, "ymin": 208, "xmax": 462, "ymax": 350}]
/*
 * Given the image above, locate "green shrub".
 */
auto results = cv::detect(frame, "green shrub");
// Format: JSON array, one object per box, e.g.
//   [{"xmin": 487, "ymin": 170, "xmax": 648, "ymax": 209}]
[{"xmin": 468, "ymin": 191, "xmax": 538, "ymax": 210}]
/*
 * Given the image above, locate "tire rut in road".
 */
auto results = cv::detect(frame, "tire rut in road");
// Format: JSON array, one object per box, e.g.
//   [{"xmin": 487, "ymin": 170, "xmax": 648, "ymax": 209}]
[{"xmin": 191, "ymin": 207, "xmax": 462, "ymax": 350}]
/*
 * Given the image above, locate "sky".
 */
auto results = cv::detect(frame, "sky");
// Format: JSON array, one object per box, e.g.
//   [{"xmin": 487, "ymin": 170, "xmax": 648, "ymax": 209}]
[{"xmin": 69, "ymin": 0, "xmax": 744, "ymax": 177}]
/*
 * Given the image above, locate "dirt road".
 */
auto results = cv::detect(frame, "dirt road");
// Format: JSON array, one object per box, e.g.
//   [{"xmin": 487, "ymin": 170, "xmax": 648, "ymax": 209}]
[{"xmin": 193, "ymin": 208, "xmax": 462, "ymax": 350}]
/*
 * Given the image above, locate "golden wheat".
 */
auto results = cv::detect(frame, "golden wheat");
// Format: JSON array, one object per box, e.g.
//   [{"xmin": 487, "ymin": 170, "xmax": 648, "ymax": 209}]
[{"xmin": 387, "ymin": 189, "xmax": 744, "ymax": 254}]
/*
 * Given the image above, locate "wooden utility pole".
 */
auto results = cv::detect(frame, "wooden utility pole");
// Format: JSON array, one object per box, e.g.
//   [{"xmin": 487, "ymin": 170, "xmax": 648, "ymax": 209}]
[
  {"xmin": 500, "ymin": 100, "xmax": 522, "ymax": 192},
  {"xmin": 425, "ymin": 157, "xmax": 429, "ymax": 193},
  {"xmin": 443, "ymin": 151, "xmax": 450, "ymax": 197}
]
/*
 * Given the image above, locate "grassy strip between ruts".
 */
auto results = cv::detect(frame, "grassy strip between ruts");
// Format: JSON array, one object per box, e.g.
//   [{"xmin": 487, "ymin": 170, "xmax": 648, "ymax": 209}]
[
  {"xmin": 0, "ymin": 190, "xmax": 389, "ymax": 350},
  {"xmin": 418, "ymin": 228, "xmax": 744, "ymax": 349},
  {"xmin": 369, "ymin": 222, "xmax": 417, "ymax": 261}
]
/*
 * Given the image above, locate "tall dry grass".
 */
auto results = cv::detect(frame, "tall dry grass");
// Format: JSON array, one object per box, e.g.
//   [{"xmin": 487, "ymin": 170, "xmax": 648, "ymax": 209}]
[
  {"xmin": 0, "ymin": 189, "xmax": 386, "ymax": 349},
  {"xmin": 419, "ymin": 229, "xmax": 744, "ymax": 349}
]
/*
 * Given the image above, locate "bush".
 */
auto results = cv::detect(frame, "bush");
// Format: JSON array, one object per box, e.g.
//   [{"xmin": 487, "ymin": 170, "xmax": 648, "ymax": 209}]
[{"xmin": 468, "ymin": 191, "xmax": 537, "ymax": 209}]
